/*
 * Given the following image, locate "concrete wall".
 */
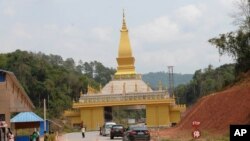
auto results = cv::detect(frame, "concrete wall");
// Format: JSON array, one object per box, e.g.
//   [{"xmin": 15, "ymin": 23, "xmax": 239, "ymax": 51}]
[
  {"xmin": 0, "ymin": 80, "xmax": 11, "ymax": 126},
  {"xmin": 0, "ymin": 72, "xmax": 32, "ymax": 126}
]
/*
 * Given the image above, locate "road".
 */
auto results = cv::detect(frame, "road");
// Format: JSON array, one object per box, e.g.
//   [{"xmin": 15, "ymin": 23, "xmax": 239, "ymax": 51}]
[{"xmin": 61, "ymin": 131, "xmax": 123, "ymax": 141}]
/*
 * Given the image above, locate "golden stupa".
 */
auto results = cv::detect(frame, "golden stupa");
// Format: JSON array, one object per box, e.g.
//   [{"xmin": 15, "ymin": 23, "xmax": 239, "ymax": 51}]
[
  {"xmin": 115, "ymin": 11, "xmax": 136, "ymax": 76},
  {"xmin": 64, "ymin": 11, "xmax": 186, "ymax": 131}
]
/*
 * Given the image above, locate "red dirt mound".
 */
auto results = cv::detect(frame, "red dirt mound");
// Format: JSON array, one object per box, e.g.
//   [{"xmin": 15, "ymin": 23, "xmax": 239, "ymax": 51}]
[{"xmin": 161, "ymin": 73, "xmax": 250, "ymax": 138}]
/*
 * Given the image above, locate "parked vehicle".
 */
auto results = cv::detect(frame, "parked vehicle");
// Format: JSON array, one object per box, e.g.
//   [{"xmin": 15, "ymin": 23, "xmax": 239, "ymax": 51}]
[
  {"xmin": 122, "ymin": 126, "xmax": 150, "ymax": 141},
  {"xmin": 100, "ymin": 122, "xmax": 116, "ymax": 136},
  {"xmin": 110, "ymin": 124, "xmax": 125, "ymax": 139}
]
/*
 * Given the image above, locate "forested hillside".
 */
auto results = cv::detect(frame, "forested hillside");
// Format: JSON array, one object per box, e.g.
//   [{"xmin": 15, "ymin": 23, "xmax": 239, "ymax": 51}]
[
  {"xmin": 142, "ymin": 72, "xmax": 193, "ymax": 90},
  {"xmin": 175, "ymin": 64, "xmax": 235, "ymax": 105},
  {"xmin": 0, "ymin": 50, "xmax": 115, "ymax": 118}
]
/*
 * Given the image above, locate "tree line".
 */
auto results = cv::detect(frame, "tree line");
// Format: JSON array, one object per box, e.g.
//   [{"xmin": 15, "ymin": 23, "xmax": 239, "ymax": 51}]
[
  {"xmin": 142, "ymin": 72, "xmax": 193, "ymax": 90},
  {"xmin": 175, "ymin": 64, "xmax": 235, "ymax": 105},
  {"xmin": 0, "ymin": 50, "xmax": 115, "ymax": 118}
]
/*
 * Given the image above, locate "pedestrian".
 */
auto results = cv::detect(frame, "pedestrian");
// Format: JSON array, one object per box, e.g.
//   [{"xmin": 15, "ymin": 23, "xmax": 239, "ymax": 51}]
[
  {"xmin": 48, "ymin": 131, "xmax": 56, "ymax": 141},
  {"xmin": 99, "ymin": 126, "xmax": 102, "ymax": 135},
  {"xmin": 7, "ymin": 128, "xmax": 14, "ymax": 141},
  {"xmin": 31, "ymin": 131, "xmax": 38, "ymax": 141},
  {"xmin": 55, "ymin": 131, "xmax": 58, "ymax": 141},
  {"xmin": 30, "ymin": 128, "xmax": 40, "ymax": 141},
  {"xmin": 35, "ymin": 128, "xmax": 40, "ymax": 141},
  {"xmin": 44, "ymin": 131, "xmax": 49, "ymax": 141},
  {"xmin": 81, "ymin": 126, "xmax": 86, "ymax": 138}
]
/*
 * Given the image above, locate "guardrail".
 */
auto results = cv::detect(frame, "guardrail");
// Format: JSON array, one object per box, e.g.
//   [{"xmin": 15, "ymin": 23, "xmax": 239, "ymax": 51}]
[
  {"xmin": 78, "ymin": 91, "xmax": 170, "ymax": 104},
  {"xmin": 64, "ymin": 110, "xmax": 80, "ymax": 117}
]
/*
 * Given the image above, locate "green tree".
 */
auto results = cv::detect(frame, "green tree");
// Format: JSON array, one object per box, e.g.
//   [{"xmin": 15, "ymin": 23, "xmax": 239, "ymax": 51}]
[
  {"xmin": 0, "ymin": 50, "xmax": 116, "ymax": 118},
  {"xmin": 94, "ymin": 61, "xmax": 116, "ymax": 86},
  {"xmin": 209, "ymin": 0, "xmax": 250, "ymax": 75},
  {"xmin": 64, "ymin": 58, "xmax": 75, "ymax": 70},
  {"xmin": 0, "ymin": 54, "xmax": 7, "ymax": 68},
  {"xmin": 175, "ymin": 64, "xmax": 235, "ymax": 105},
  {"xmin": 83, "ymin": 62, "xmax": 94, "ymax": 78},
  {"xmin": 232, "ymin": 0, "xmax": 250, "ymax": 31},
  {"xmin": 209, "ymin": 31, "xmax": 250, "ymax": 74}
]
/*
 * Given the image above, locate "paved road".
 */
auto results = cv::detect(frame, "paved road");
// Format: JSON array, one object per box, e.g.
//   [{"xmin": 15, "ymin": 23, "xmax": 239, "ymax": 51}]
[{"xmin": 62, "ymin": 131, "xmax": 123, "ymax": 141}]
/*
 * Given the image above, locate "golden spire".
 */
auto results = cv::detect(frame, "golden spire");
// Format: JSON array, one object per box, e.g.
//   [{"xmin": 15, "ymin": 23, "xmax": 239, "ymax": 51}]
[
  {"xmin": 122, "ymin": 9, "xmax": 127, "ymax": 31},
  {"xmin": 115, "ymin": 10, "xmax": 136, "ymax": 76}
]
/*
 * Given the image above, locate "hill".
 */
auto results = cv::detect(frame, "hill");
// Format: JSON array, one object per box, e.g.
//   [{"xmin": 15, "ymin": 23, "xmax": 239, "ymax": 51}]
[
  {"xmin": 175, "ymin": 64, "xmax": 235, "ymax": 105},
  {"xmin": 0, "ymin": 50, "xmax": 115, "ymax": 118},
  {"xmin": 160, "ymin": 72, "xmax": 250, "ymax": 140},
  {"xmin": 142, "ymin": 72, "xmax": 193, "ymax": 90}
]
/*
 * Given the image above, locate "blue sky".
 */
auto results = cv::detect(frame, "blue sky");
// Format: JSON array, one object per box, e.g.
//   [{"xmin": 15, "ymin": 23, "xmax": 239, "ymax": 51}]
[{"xmin": 0, "ymin": 0, "xmax": 238, "ymax": 74}]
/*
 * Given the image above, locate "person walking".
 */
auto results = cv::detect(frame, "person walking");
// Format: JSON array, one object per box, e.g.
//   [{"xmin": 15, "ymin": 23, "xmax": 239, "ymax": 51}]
[
  {"xmin": 44, "ymin": 131, "xmax": 49, "ymax": 141},
  {"xmin": 31, "ymin": 131, "xmax": 38, "ymax": 141},
  {"xmin": 35, "ymin": 128, "xmax": 40, "ymax": 141},
  {"xmin": 81, "ymin": 126, "xmax": 86, "ymax": 138}
]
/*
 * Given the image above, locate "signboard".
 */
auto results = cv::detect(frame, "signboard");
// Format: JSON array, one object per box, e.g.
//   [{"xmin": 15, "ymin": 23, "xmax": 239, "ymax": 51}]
[
  {"xmin": 192, "ymin": 121, "xmax": 200, "ymax": 128},
  {"xmin": 192, "ymin": 121, "xmax": 201, "ymax": 139},
  {"xmin": 192, "ymin": 129, "xmax": 201, "ymax": 139},
  {"xmin": 128, "ymin": 119, "xmax": 135, "ymax": 124}
]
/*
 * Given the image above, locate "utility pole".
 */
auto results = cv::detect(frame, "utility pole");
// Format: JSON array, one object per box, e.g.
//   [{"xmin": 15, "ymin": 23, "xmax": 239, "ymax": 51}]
[
  {"xmin": 44, "ymin": 99, "xmax": 46, "ymax": 132},
  {"xmin": 168, "ymin": 66, "xmax": 174, "ymax": 97}
]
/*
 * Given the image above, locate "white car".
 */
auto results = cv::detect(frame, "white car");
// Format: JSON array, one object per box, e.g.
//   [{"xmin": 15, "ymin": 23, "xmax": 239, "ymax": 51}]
[{"xmin": 101, "ymin": 122, "xmax": 116, "ymax": 136}]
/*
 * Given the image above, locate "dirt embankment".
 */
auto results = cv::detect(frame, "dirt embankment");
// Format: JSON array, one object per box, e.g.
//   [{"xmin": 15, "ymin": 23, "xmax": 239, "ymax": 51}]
[{"xmin": 160, "ymin": 72, "xmax": 250, "ymax": 139}]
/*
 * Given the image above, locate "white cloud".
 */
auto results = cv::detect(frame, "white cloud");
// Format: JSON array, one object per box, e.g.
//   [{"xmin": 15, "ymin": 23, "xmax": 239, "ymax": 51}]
[
  {"xmin": 132, "ymin": 16, "xmax": 193, "ymax": 44},
  {"xmin": 219, "ymin": 0, "xmax": 235, "ymax": 9},
  {"xmin": 127, "ymin": 2, "xmax": 234, "ymax": 73},
  {"xmin": 43, "ymin": 24, "xmax": 59, "ymax": 31},
  {"xmin": 175, "ymin": 4, "xmax": 202, "ymax": 24},
  {"xmin": 91, "ymin": 27, "xmax": 113, "ymax": 42},
  {"xmin": 0, "ymin": 0, "xmax": 236, "ymax": 74},
  {"xmin": 3, "ymin": 6, "xmax": 15, "ymax": 17},
  {"xmin": 11, "ymin": 23, "xmax": 32, "ymax": 39},
  {"xmin": 62, "ymin": 26, "xmax": 82, "ymax": 37}
]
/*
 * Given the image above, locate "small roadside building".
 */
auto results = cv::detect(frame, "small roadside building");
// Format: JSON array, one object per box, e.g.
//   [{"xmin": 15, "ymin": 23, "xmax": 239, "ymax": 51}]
[
  {"xmin": 11, "ymin": 112, "xmax": 48, "ymax": 141},
  {"xmin": 11, "ymin": 112, "xmax": 45, "ymax": 134},
  {"xmin": 0, "ymin": 70, "xmax": 34, "ymax": 126}
]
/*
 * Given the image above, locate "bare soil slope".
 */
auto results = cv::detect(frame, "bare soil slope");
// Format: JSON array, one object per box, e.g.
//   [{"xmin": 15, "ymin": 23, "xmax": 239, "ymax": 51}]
[{"xmin": 160, "ymin": 73, "xmax": 250, "ymax": 138}]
